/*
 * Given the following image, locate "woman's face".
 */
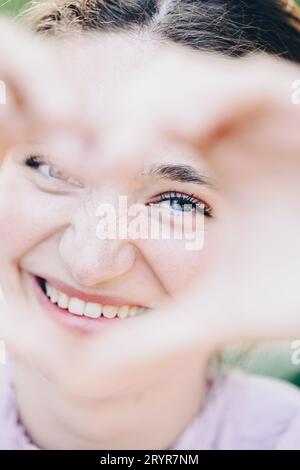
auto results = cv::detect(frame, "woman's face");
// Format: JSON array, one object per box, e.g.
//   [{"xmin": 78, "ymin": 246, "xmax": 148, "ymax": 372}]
[{"xmin": 0, "ymin": 34, "xmax": 219, "ymax": 397}]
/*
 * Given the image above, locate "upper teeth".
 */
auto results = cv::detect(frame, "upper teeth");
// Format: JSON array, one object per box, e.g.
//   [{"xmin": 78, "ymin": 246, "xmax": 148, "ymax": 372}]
[{"xmin": 45, "ymin": 282, "xmax": 143, "ymax": 319}]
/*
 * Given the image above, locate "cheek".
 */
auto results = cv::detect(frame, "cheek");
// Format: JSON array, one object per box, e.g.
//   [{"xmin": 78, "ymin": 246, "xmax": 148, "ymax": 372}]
[
  {"xmin": 136, "ymin": 233, "xmax": 214, "ymax": 296},
  {"xmin": 0, "ymin": 172, "xmax": 71, "ymax": 263}
]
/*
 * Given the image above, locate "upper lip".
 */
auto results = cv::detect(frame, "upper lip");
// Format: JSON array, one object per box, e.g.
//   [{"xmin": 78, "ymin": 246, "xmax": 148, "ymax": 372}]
[{"xmin": 33, "ymin": 274, "xmax": 146, "ymax": 307}]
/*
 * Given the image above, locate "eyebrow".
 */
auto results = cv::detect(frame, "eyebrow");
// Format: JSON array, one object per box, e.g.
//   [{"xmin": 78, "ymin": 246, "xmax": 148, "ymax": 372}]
[{"xmin": 143, "ymin": 163, "xmax": 212, "ymax": 187}]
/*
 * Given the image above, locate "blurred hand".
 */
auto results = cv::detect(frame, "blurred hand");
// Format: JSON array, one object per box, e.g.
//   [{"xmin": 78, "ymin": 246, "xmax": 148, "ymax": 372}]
[
  {"xmin": 1, "ymin": 36, "xmax": 300, "ymax": 393},
  {"xmin": 75, "ymin": 49, "xmax": 300, "ymax": 391},
  {"xmin": 95, "ymin": 47, "xmax": 300, "ymax": 344},
  {"xmin": 0, "ymin": 16, "xmax": 90, "ymax": 162}
]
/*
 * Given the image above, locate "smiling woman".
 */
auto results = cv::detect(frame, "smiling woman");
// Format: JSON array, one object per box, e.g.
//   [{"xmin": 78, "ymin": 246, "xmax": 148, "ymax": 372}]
[{"xmin": 1, "ymin": 0, "xmax": 300, "ymax": 452}]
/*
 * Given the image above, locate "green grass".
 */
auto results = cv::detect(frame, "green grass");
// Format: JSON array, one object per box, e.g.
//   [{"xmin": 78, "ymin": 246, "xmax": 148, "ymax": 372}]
[{"xmin": 0, "ymin": 0, "xmax": 28, "ymax": 15}]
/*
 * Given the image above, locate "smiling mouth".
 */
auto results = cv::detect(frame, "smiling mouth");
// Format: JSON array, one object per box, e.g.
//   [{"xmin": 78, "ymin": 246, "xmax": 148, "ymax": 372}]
[{"xmin": 35, "ymin": 276, "xmax": 146, "ymax": 321}]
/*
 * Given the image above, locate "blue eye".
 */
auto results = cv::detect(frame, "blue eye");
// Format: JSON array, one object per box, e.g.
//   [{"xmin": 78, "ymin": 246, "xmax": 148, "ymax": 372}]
[{"xmin": 149, "ymin": 191, "xmax": 212, "ymax": 217}]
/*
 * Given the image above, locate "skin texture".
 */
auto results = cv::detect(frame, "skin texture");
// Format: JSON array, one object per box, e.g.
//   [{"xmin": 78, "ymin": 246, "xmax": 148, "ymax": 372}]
[{"xmin": 0, "ymin": 22, "xmax": 300, "ymax": 449}]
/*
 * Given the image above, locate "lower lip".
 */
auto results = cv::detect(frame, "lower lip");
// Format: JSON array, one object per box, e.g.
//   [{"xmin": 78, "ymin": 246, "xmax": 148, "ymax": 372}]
[{"xmin": 31, "ymin": 274, "xmax": 124, "ymax": 334}]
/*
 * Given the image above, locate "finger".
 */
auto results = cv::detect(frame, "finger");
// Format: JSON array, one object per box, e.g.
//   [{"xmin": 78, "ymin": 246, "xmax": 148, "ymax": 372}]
[
  {"xmin": 0, "ymin": 16, "xmax": 94, "ymax": 168},
  {"xmin": 94, "ymin": 50, "xmax": 300, "ymax": 182}
]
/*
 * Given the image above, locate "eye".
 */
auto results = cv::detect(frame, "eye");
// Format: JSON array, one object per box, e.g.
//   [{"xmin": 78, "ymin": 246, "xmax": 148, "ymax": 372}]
[
  {"xmin": 148, "ymin": 191, "xmax": 212, "ymax": 217},
  {"xmin": 24, "ymin": 155, "xmax": 83, "ymax": 188}
]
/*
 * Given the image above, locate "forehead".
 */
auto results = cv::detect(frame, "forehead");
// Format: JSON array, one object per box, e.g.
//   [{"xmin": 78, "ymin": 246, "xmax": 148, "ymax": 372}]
[
  {"xmin": 57, "ymin": 31, "xmax": 161, "ymax": 95},
  {"xmin": 46, "ymin": 33, "xmax": 206, "ymax": 178}
]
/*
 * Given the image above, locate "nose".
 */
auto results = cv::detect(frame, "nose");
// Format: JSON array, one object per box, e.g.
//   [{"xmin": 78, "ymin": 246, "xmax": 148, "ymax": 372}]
[{"xmin": 59, "ymin": 205, "xmax": 136, "ymax": 287}]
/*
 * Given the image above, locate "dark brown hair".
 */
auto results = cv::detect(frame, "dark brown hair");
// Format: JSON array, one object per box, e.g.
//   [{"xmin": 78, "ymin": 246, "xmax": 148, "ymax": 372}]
[{"xmin": 21, "ymin": 0, "xmax": 300, "ymax": 61}]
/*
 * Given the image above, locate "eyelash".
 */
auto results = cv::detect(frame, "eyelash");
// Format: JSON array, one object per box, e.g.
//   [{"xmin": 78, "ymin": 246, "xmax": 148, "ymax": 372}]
[
  {"xmin": 24, "ymin": 155, "xmax": 43, "ymax": 169},
  {"xmin": 148, "ymin": 191, "xmax": 213, "ymax": 218},
  {"xmin": 24, "ymin": 155, "xmax": 82, "ymax": 188}
]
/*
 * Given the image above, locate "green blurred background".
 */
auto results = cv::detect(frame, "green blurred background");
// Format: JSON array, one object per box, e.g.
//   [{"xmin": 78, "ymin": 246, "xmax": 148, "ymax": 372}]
[
  {"xmin": 1, "ymin": 0, "xmax": 300, "ymax": 386},
  {"xmin": 0, "ymin": 0, "xmax": 28, "ymax": 15}
]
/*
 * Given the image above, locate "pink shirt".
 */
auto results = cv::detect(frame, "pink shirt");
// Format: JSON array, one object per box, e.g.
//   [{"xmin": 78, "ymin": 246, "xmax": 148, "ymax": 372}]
[{"xmin": 1, "ymin": 359, "xmax": 300, "ymax": 449}]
